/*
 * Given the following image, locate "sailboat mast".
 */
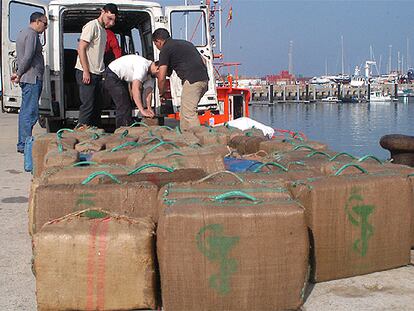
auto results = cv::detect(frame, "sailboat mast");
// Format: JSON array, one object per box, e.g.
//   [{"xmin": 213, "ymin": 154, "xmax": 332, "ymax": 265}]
[
  {"xmin": 341, "ymin": 35, "xmax": 344, "ymax": 75},
  {"xmin": 184, "ymin": 0, "xmax": 188, "ymax": 40}
]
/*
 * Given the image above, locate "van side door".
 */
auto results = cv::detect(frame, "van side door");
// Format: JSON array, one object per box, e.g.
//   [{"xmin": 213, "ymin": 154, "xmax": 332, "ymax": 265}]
[
  {"xmin": 1, "ymin": 0, "xmax": 51, "ymax": 113},
  {"xmin": 164, "ymin": 5, "xmax": 217, "ymax": 111}
]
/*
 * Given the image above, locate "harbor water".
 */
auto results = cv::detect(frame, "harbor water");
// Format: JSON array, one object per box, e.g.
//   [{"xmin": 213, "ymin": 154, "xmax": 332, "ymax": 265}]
[{"xmin": 250, "ymin": 97, "xmax": 414, "ymax": 160}]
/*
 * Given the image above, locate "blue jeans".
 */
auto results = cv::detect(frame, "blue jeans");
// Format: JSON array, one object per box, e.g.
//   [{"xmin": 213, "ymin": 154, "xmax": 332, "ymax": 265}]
[{"xmin": 17, "ymin": 79, "xmax": 43, "ymax": 152}]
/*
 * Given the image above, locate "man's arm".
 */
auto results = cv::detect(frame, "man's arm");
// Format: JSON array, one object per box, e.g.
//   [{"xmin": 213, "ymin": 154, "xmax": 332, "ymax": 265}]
[
  {"xmin": 157, "ymin": 65, "xmax": 168, "ymax": 97},
  {"xmin": 12, "ymin": 32, "xmax": 37, "ymax": 83},
  {"xmin": 77, "ymin": 39, "xmax": 91, "ymax": 84},
  {"xmin": 131, "ymin": 80, "xmax": 154, "ymax": 118},
  {"xmin": 144, "ymin": 86, "xmax": 153, "ymax": 108}
]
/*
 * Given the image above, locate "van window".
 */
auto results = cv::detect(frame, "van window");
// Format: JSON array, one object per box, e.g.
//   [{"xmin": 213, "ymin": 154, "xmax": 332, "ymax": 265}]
[
  {"xmin": 170, "ymin": 10, "xmax": 207, "ymax": 47},
  {"xmin": 9, "ymin": 1, "xmax": 46, "ymax": 45},
  {"xmin": 131, "ymin": 28, "xmax": 143, "ymax": 56}
]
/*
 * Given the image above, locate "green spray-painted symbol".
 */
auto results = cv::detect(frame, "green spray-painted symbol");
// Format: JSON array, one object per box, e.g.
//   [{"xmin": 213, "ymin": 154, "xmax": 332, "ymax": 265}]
[
  {"xmin": 196, "ymin": 224, "xmax": 239, "ymax": 295},
  {"xmin": 76, "ymin": 193, "xmax": 95, "ymax": 208},
  {"xmin": 344, "ymin": 187, "xmax": 375, "ymax": 257}
]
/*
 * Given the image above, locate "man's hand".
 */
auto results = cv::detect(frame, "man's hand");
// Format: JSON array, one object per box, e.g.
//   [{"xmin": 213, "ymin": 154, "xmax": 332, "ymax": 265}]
[
  {"xmin": 11, "ymin": 74, "xmax": 20, "ymax": 83},
  {"xmin": 82, "ymin": 71, "xmax": 91, "ymax": 84},
  {"xmin": 141, "ymin": 108, "xmax": 155, "ymax": 118},
  {"xmin": 159, "ymin": 94, "xmax": 166, "ymax": 103}
]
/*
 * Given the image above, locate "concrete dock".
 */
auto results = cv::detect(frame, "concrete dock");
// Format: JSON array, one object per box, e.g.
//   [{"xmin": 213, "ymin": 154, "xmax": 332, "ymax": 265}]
[{"xmin": 0, "ymin": 111, "xmax": 413, "ymax": 310}]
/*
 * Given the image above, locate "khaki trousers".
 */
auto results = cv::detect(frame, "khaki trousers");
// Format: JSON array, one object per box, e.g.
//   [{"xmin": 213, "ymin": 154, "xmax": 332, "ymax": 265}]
[{"xmin": 180, "ymin": 80, "xmax": 208, "ymax": 131}]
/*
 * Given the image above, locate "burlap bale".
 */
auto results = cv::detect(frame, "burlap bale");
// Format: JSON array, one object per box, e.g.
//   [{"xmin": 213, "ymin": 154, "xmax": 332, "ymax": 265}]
[
  {"xmin": 238, "ymin": 168, "xmax": 322, "ymax": 188},
  {"xmin": 31, "ymin": 181, "xmax": 158, "ymax": 234},
  {"xmin": 271, "ymin": 150, "xmax": 327, "ymax": 167},
  {"xmin": 74, "ymin": 139, "xmax": 106, "ymax": 152},
  {"xmin": 141, "ymin": 117, "xmax": 161, "ymax": 126},
  {"xmin": 63, "ymin": 126, "xmax": 106, "ymax": 142},
  {"xmin": 289, "ymin": 173, "xmax": 412, "ymax": 282},
  {"xmin": 193, "ymin": 129, "xmax": 229, "ymax": 145},
  {"xmin": 320, "ymin": 160, "xmax": 413, "ymax": 176},
  {"xmin": 407, "ymin": 176, "xmax": 414, "ymax": 247},
  {"xmin": 297, "ymin": 140, "xmax": 328, "ymax": 151},
  {"xmin": 38, "ymin": 164, "xmax": 131, "ymax": 185},
  {"xmin": 43, "ymin": 149, "xmax": 79, "ymax": 170},
  {"xmin": 259, "ymin": 138, "xmax": 297, "ymax": 153},
  {"xmin": 91, "ymin": 148, "xmax": 146, "ymax": 165},
  {"xmin": 132, "ymin": 148, "xmax": 225, "ymax": 174},
  {"xmin": 114, "ymin": 125, "xmax": 154, "ymax": 137},
  {"xmin": 32, "ymin": 133, "xmax": 58, "ymax": 178},
  {"xmin": 243, "ymin": 136, "xmax": 267, "ymax": 154},
  {"xmin": 46, "ymin": 136, "xmax": 78, "ymax": 153},
  {"xmin": 29, "ymin": 164, "xmax": 132, "ymax": 235},
  {"xmin": 126, "ymin": 144, "xmax": 229, "ymax": 168},
  {"xmin": 104, "ymin": 135, "xmax": 139, "ymax": 151},
  {"xmin": 157, "ymin": 196, "xmax": 309, "ymax": 311},
  {"xmin": 228, "ymin": 135, "xmax": 249, "ymax": 151},
  {"xmin": 33, "ymin": 211, "xmax": 157, "ymax": 311},
  {"xmin": 158, "ymin": 176, "xmax": 291, "ymax": 221},
  {"xmin": 108, "ymin": 168, "xmax": 207, "ymax": 189},
  {"xmin": 242, "ymin": 128, "xmax": 266, "ymax": 137},
  {"xmin": 214, "ymin": 125, "xmax": 243, "ymax": 138},
  {"xmin": 160, "ymin": 176, "xmax": 290, "ymax": 201}
]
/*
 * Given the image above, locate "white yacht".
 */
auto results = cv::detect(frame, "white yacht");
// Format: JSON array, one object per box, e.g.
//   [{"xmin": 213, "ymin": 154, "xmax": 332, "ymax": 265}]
[
  {"xmin": 321, "ymin": 96, "xmax": 341, "ymax": 103},
  {"xmin": 369, "ymin": 91, "xmax": 392, "ymax": 102}
]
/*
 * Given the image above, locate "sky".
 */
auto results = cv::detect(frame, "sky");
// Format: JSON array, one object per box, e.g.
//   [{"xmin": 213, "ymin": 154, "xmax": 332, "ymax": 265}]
[{"xmin": 160, "ymin": 0, "xmax": 414, "ymax": 77}]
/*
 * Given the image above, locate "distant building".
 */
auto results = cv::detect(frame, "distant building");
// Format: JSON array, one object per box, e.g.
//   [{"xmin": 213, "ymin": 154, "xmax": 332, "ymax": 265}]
[{"xmin": 264, "ymin": 70, "xmax": 295, "ymax": 85}]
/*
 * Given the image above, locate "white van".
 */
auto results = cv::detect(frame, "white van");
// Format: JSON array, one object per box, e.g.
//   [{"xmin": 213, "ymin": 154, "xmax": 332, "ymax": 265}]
[{"xmin": 1, "ymin": 0, "xmax": 218, "ymax": 131}]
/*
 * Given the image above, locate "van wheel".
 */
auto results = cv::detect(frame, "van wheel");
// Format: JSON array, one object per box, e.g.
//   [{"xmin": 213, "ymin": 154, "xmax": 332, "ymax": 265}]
[
  {"xmin": 38, "ymin": 116, "xmax": 47, "ymax": 128},
  {"xmin": 46, "ymin": 118, "xmax": 64, "ymax": 133}
]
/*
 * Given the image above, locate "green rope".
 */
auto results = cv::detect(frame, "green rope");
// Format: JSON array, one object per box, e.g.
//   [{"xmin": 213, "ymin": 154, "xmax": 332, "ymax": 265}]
[
  {"xmin": 293, "ymin": 145, "xmax": 316, "ymax": 152},
  {"xmin": 81, "ymin": 171, "xmax": 121, "ymax": 185},
  {"xmin": 334, "ymin": 164, "xmax": 368, "ymax": 176},
  {"xmin": 127, "ymin": 164, "xmax": 175, "ymax": 175},
  {"xmin": 253, "ymin": 162, "xmax": 288, "ymax": 173},
  {"xmin": 72, "ymin": 161, "xmax": 98, "ymax": 167},
  {"xmin": 329, "ymin": 152, "xmax": 357, "ymax": 161},
  {"xmin": 358, "ymin": 155, "xmax": 383, "ymax": 164},
  {"xmin": 213, "ymin": 191, "xmax": 258, "ymax": 202},
  {"xmin": 166, "ymin": 152, "xmax": 185, "ymax": 157},
  {"xmin": 306, "ymin": 151, "xmax": 331, "ymax": 158},
  {"xmin": 146, "ymin": 141, "xmax": 179, "ymax": 154},
  {"xmin": 130, "ymin": 121, "xmax": 148, "ymax": 127},
  {"xmin": 120, "ymin": 130, "xmax": 129, "ymax": 138},
  {"xmin": 110, "ymin": 141, "xmax": 140, "ymax": 152}
]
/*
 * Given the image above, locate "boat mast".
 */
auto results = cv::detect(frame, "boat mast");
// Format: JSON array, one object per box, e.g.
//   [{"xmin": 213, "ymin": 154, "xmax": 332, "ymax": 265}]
[
  {"xmin": 407, "ymin": 37, "xmax": 410, "ymax": 71},
  {"xmin": 184, "ymin": 0, "xmax": 188, "ymax": 40},
  {"xmin": 341, "ymin": 35, "xmax": 344, "ymax": 75}
]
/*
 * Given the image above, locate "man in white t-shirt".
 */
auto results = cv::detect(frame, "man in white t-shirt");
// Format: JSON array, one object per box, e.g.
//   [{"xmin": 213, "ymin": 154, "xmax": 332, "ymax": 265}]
[
  {"xmin": 103, "ymin": 54, "xmax": 158, "ymax": 128},
  {"xmin": 75, "ymin": 3, "xmax": 118, "ymax": 127}
]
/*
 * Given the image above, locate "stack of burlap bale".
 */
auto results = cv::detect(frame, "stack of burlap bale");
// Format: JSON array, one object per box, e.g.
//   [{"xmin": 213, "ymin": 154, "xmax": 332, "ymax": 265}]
[{"xmin": 28, "ymin": 123, "xmax": 414, "ymax": 311}]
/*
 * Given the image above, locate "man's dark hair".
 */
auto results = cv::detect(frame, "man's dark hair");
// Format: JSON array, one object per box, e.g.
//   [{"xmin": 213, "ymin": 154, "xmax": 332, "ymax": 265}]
[
  {"xmin": 152, "ymin": 28, "xmax": 170, "ymax": 41},
  {"xmin": 30, "ymin": 12, "xmax": 46, "ymax": 23},
  {"xmin": 103, "ymin": 3, "xmax": 118, "ymax": 16}
]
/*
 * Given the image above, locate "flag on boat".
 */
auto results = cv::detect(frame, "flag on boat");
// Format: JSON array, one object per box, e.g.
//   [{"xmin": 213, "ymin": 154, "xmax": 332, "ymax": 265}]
[{"xmin": 226, "ymin": 6, "xmax": 232, "ymax": 27}]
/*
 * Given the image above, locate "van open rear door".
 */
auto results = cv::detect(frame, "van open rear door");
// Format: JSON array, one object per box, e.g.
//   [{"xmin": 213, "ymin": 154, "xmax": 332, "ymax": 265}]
[
  {"xmin": 1, "ymin": 0, "xmax": 51, "ymax": 114},
  {"xmin": 164, "ymin": 5, "xmax": 217, "ymax": 111}
]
